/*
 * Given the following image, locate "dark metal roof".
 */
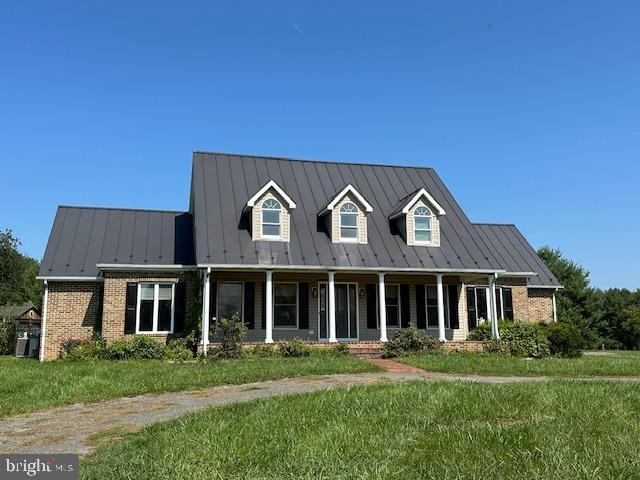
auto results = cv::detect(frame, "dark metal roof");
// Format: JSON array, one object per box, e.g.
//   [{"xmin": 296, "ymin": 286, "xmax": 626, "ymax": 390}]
[
  {"xmin": 190, "ymin": 152, "xmax": 511, "ymax": 272},
  {"xmin": 39, "ymin": 206, "xmax": 194, "ymax": 278},
  {"xmin": 12, "ymin": 302, "xmax": 40, "ymax": 318},
  {"xmin": 473, "ymin": 223, "xmax": 561, "ymax": 287}
]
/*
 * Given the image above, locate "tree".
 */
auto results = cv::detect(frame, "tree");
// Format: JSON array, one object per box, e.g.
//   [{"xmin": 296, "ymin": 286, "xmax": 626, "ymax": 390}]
[
  {"xmin": 0, "ymin": 230, "xmax": 42, "ymax": 307},
  {"xmin": 537, "ymin": 246, "xmax": 599, "ymax": 346},
  {"xmin": 619, "ymin": 306, "xmax": 640, "ymax": 349}
]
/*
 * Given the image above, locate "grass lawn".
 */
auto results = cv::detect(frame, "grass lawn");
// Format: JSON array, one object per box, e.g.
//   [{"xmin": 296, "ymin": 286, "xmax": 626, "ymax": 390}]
[
  {"xmin": 398, "ymin": 351, "xmax": 640, "ymax": 377},
  {"xmin": 0, "ymin": 353, "xmax": 378, "ymax": 418},
  {"xmin": 80, "ymin": 380, "xmax": 640, "ymax": 479}
]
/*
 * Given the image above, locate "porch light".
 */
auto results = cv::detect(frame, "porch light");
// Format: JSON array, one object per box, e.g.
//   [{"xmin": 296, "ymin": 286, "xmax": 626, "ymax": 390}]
[
  {"xmin": 359, "ymin": 287, "xmax": 365, "ymax": 299},
  {"xmin": 311, "ymin": 286, "xmax": 318, "ymax": 298}
]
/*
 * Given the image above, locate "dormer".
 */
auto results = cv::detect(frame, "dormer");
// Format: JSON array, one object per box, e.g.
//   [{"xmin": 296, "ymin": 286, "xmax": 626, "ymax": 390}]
[
  {"xmin": 244, "ymin": 180, "xmax": 296, "ymax": 242},
  {"xmin": 389, "ymin": 188, "xmax": 446, "ymax": 247},
  {"xmin": 319, "ymin": 184, "xmax": 373, "ymax": 244}
]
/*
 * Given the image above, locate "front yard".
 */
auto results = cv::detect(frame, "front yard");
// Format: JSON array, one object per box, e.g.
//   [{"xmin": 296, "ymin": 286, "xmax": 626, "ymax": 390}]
[
  {"xmin": 80, "ymin": 379, "xmax": 640, "ymax": 479},
  {"xmin": 0, "ymin": 353, "xmax": 378, "ymax": 418},
  {"xmin": 397, "ymin": 350, "xmax": 640, "ymax": 377}
]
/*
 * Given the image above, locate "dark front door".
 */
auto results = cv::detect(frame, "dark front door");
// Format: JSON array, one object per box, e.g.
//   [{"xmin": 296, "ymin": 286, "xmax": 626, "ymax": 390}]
[{"xmin": 319, "ymin": 283, "xmax": 358, "ymax": 340}]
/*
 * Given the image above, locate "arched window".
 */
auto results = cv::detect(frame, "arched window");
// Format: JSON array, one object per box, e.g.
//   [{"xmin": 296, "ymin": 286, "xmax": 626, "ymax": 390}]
[
  {"xmin": 340, "ymin": 202, "xmax": 359, "ymax": 241},
  {"xmin": 414, "ymin": 206, "xmax": 432, "ymax": 243},
  {"xmin": 262, "ymin": 198, "xmax": 281, "ymax": 237}
]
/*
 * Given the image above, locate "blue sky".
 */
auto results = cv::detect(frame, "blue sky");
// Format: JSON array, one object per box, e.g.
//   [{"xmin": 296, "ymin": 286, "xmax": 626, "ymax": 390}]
[{"xmin": 1, "ymin": 1, "xmax": 638, "ymax": 289}]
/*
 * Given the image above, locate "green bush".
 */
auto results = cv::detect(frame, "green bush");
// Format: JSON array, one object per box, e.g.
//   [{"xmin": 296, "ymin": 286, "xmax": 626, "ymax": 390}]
[
  {"xmin": 278, "ymin": 338, "xmax": 311, "ymax": 357},
  {"xmin": 539, "ymin": 322, "xmax": 583, "ymax": 358},
  {"xmin": 64, "ymin": 335, "xmax": 167, "ymax": 361},
  {"xmin": 468, "ymin": 322, "xmax": 492, "ymax": 341},
  {"xmin": 252, "ymin": 343, "xmax": 278, "ymax": 357},
  {"xmin": 487, "ymin": 321, "xmax": 550, "ymax": 358},
  {"xmin": 215, "ymin": 314, "xmax": 247, "ymax": 359},
  {"xmin": 63, "ymin": 338, "xmax": 106, "ymax": 360},
  {"xmin": 0, "ymin": 308, "xmax": 17, "ymax": 355},
  {"xmin": 164, "ymin": 338, "xmax": 194, "ymax": 362},
  {"xmin": 382, "ymin": 326, "xmax": 442, "ymax": 358},
  {"xmin": 332, "ymin": 342, "xmax": 350, "ymax": 356}
]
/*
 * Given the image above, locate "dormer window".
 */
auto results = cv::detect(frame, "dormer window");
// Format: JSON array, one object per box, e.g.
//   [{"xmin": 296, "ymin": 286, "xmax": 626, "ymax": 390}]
[
  {"xmin": 414, "ymin": 206, "xmax": 432, "ymax": 243},
  {"xmin": 339, "ymin": 203, "xmax": 359, "ymax": 241},
  {"xmin": 261, "ymin": 199, "xmax": 282, "ymax": 238}
]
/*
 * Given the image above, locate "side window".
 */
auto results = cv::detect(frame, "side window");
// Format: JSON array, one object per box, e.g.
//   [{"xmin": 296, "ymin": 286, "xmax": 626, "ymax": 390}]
[
  {"xmin": 385, "ymin": 285, "xmax": 400, "ymax": 327},
  {"xmin": 218, "ymin": 282, "xmax": 243, "ymax": 322}
]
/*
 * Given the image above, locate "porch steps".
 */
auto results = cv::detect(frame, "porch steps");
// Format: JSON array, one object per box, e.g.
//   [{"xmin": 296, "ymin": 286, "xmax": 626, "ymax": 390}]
[{"xmin": 347, "ymin": 343, "xmax": 383, "ymax": 359}]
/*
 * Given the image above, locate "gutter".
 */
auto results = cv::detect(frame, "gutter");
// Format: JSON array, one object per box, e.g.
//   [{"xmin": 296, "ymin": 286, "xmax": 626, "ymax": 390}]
[
  {"xmin": 36, "ymin": 276, "xmax": 103, "ymax": 282},
  {"xmin": 96, "ymin": 264, "xmax": 199, "ymax": 271},
  {"xmin": 39, "ymin": 280, "xmax": 48, "ymax": 362},
  {"xmin": 196, "ymin": 264, "xmax": 507, "ymax": 275}
]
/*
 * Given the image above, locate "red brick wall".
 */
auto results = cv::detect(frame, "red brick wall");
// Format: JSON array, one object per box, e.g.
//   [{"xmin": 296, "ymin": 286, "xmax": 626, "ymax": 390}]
[{"xmin": 43, "ymin": 282, "xmax": 102, "ymax": 360}]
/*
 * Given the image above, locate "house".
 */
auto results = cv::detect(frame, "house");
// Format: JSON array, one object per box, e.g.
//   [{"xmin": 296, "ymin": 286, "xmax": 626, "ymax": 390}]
[
  {"xmin": 37, "ymin": 152, "xmax": 561, "ymax": 360},
  {"xmin": 11, "ymin": 302, "xmax": 42, "ymax": 358}
]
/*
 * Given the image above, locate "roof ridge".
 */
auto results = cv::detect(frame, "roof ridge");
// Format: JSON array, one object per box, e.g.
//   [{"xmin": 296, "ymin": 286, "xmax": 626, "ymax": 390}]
[
  {"xmin": 193, "ymin": 150, "xmax": 437, "ymax": 172},
  {"xmin": 58, "ymin": 205, "xmax": 188, "ymax": 214},
  {"xmin": 473, "ymin": 222, "xmax": 517, "ymax": 227}
]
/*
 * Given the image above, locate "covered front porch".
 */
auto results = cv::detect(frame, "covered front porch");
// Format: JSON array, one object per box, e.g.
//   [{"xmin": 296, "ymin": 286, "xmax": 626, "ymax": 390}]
[{"xmin": 200, "ymin": 268, "xmax": 502, "ymax": 352}]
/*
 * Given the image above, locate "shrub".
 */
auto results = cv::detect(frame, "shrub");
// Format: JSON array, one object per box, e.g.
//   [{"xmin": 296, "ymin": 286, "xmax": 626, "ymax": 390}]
[
  {"xmin": 0, "ymin": 307, "xmax": 17, "ymax": 355},
  {"xmin": 332, "ymin": 342, "xmax": 350, "ymax": 356},
  {"xmin": 278, "ymin": 338, "xmax": 311, "ymax": 357},
  {"xmin": 252, "ymin": 343, "xmax": 278, "ymax": 357},
  {"xmin": 468, "ymin": 322, "xmax": 492, "ymax": 341},
  {"xmin": 126, "ymin": 335, "xmax": 166, "ymax": 360},
  {"xmin": 382, "ymin": 326, "xmax": 442, "ymax": 358},
  {"xmin": 63, "ymin": 338, "xmax": 105, "ymax": 360},
  {"xmin": 216, "ymin": 314, "xmax": 247, "ymax": 359},
  {"xmin": 164, "ymin": 338, "xmax": 194, "ymax": 362},
  {"xmin": 539, "ymin": 322, "xmax": 583, "ymax": 358},
  {"xmin": 488, "ymin": 321, "xmax": 550, "ymax": 358}
]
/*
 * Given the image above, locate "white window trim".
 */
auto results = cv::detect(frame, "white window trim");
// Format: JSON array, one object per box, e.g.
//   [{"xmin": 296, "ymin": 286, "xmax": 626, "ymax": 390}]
[
  {"xmin": 425, "ymin": 284, "xmax": 450, "ymax": 329},
  {"xmin": 246, "ymin": 180, "xmax": 297, "ymax": 209},
  {"xmin": 400, "ymin": 188, "xmax": 446, "ymax": 216},
  {"xmin": 273, "ymin": 282, "xmax": 298, "ymax": 330},
  {"xmin": 325, "ymin": 184, "xmax": 373, "ymax": 212},
  {"xmin": 469, "ymin": 285, "xmax": 510, "ymax": 323},
  {"xmin": 413, "ymin": 207, "xmax": 434, "ymax": 245},
  {"xmin": 339, "ymin": 203, "xmax": 360, "ymax": 243},
  {"xmin": 216, "ymin": 281, "xmax": 245, "ymax": 324},
  {"xmin": 261, "ymin": 199, "xmax": 282, "ymax": 239},
  {"xmin": 317, "ymin": 282, "xmax": 359, "ymax": 341},
  {"xmin": 136, "ymin": 283, "xmax": 175, "ymax": 334}
]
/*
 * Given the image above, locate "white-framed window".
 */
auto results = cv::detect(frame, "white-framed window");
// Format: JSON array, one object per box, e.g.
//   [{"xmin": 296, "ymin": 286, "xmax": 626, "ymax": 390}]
[
  {"xmin": 425, "ymin": 285, "xmax": 450, "ymax": 329},
  {"xmin": 414, "ymin": 206, "xmax": 433, "ymax": 243},
  {"xmin": 262, "ymin": 198, "xmax": 282, "ymax": 238},
  {"xmin": 339, "ymin": 202, "xmax": 359, "ymax": 241},
  {"xmin": 137, "ymin": 283, "xmax": 175, "ymax": 333},
  {"xmin": 274, "ymin": 282, "xmax": 298, "ymax": 329},
  {"xmin": 217, "ymin": 282, "xmax": 244, "ymax": 322},
  {"xmin": 385, "ymin": 284, "xmax": 400, "ymax": 327}
]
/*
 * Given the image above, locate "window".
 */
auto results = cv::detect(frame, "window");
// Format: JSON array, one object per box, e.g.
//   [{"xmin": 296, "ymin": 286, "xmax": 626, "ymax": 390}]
[
  {"xmin": 414, "ymin": 206, "xmax": 432, "ymax": 243},
  {"xmin": 217, "ymin": 282, "xmax": 243, "ymax": 322},
  {"xmin": 339, "ymin": 202, "xmax": 359, "ymax": 241},
  {"xmin": 466, "ymin": 286, "xmax": 513, "ymax": 326},
  {"xmin": 425, "ymin": 286, "xmax": 451, "ymax": 328},
  {"xmin": 137, "ymin": 283, "xmax": 174, "ymax": 333},
  {"xmin": 262, "ymin": 198, "xmax": 281, "ymax": 238},
  {"xmin": 385, "ymin": 284, "xmax": 400, "ymax": 327},
  {"xmin": 274, "ymin": 283, "xmax": 298, "ymax": 328}
]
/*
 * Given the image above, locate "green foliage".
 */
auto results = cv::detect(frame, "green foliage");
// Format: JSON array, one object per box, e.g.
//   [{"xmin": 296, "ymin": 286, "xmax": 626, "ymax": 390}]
[
  {"xmin": 0, "ymin": 230, "xmax": 43, "ymax": 307},
  {"xmin": 164, "ymin": 339, "xmax": 194, "ymax": 362},
  {"xmin": 252, "ymin": 343, "xmax": 278, "ymax": 357},
  {"xmin": 278, "ymin": 338, "xmax": 311, "ymax": 357},
  {"xmin": 382, "ymin": 326, "xmax": 442, "ymax": 358},
  {"xmin": 539, "ymin": 322, "xmax": 584, "ymax": 357},
  {"xmin": 332, "ymin": 342, "xmax": 350, "ymax": 356},
  {"xmin": 0, "ymin": 306, "xmax": 17, "ymax": 355},
  {"xmin": 618, "ymin": 306, "xmax": 640, "ymax": 349},
  {"xmin": 485, "ymin": 322, "xmax": 550, "ymax": 358},
  {"xmin": 64, "ymin": 335, "xmax": 172, "ymax": 361},
  {"xmin": 468, "ymin": 322, "xmax": 492, "ymax": 341},
  {"xmin": 213, "ymin": 314, "xmax": 247, "ymax": 359}
]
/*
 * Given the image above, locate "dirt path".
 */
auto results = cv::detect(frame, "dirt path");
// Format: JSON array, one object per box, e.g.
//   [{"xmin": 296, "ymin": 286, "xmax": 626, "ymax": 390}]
[{"xmin": 2, "ymin": 365, "xmax": 639, "ymax": 456}]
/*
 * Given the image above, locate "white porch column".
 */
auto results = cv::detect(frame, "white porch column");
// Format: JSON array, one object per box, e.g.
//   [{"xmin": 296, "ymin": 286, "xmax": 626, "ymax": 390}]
[
  {"xmin": 378, "ymin": 272, "xmax": 388, "ymax": 342},
  {"xmin": 328, "ymin": 271, "xmax": 337, "ymax": 343},
  {"xmin": 436, "ymin": 274, "xmax": 446, "ymax": 341},
  {"xmin": 39, "ymin": 280, "xmax": 49, "ymax": 362},
  {"xmin": 488, "ymin": 275, "xmax": 500, "ymax": 340},
  {"xmin": 201, "ymin": 267, "xmax": 211, "ymax": 355},
  {"xmin": 265, "ymin": 270, "xmax": 274, "ymax": 343},
  {"xmin": 552, "ymin": 289, "xmax": 558, "ymax": 323}
]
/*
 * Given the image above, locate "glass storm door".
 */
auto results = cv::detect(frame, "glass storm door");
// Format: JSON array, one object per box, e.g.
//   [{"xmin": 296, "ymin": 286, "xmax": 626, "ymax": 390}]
[{"xmin": 318, "ymin": 283, "xmax": 358, "ymax": 340}]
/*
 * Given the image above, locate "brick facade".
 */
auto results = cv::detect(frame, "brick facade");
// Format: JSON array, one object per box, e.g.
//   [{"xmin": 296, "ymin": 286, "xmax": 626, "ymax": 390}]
[{"xmin": 42, "ymin": 282, "xmax": 103, "ymax": 360}]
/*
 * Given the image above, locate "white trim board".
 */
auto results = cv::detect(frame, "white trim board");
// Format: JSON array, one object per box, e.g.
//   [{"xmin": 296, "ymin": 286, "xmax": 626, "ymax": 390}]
[
  {"xmin": 324, "ymin": 184, "xmax": 373, "ymax": 213},
  {"xmin": 245, "ymin": 180, "xmax": 297, "ymax": 210}
]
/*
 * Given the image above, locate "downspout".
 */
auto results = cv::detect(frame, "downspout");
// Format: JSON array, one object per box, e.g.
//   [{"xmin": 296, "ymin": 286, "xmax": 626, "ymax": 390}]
[
  {"xmin": 552, "ymin": 288, "xmax": 558, "ymax": 323},
  {"xmin": 39, "ymin": 280, "xmax": 49, "ymax": 362}
]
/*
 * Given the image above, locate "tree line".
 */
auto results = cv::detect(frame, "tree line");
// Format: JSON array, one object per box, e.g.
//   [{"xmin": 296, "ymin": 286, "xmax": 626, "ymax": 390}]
[
  {"xmin": 538, "ymin": 246, "xmax": 640, "ymax": 349},
  {"xmin": 0, "ymin": 230, "xmax": 42, "ymax": 308}
]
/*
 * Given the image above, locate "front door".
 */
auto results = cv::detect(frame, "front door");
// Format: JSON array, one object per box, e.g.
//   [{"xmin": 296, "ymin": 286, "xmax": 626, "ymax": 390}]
[{"xmin": 318, "ymin": 283, "xmax": 358, "ymax": 340}]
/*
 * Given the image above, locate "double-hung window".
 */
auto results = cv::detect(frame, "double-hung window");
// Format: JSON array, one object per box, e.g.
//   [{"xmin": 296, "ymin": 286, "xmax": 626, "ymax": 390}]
[
  {"xmin": 414, "ymin": 206, "xmax": 432, "ymax": 243},
  {"xmin": 339, "ymin": 202, "xmax": 359, "ymax": 241},
  {"xmin": 217, "ymin": 282, "xmax": 243, "ymax": 322},
  {"xmin": 385, "ymin": 284, "xmax": 400, "ymax": 327},
  {"xmin": 137, "ymin": 283, "xmax": 174, "ymax": 333},
  {"xmin": 262, "ymin": 198, "xmax": 281, "ymax": 238},
  {"xmin": 425, "ymin": 285, "xmax": 451, "ymax": 328},
  {"xmin": 273, "ymin": 283, "xmax": 298, "ymax": 328}
]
